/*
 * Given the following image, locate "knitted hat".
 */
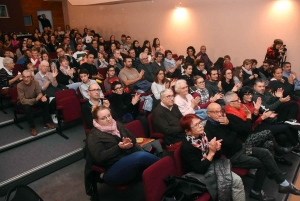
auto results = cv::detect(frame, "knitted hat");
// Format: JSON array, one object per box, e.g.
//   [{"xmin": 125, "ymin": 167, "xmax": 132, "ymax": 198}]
[{"xmin": 274, "ymin": 39, "xmax": 283, "ymax": 45}]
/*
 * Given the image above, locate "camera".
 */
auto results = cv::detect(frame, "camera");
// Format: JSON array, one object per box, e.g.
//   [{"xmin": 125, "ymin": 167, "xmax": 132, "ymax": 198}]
[{"xmin": 280, "ymin": 45, "xmax": 287, "ymax": 56}]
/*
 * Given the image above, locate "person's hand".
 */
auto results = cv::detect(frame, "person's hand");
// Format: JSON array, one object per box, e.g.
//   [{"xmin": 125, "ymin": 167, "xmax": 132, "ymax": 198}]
[
  {"xmin": 243, "ymin": 105, "xmax": 252, "ymax": 118},
  {"xmin": 253, "ymin": 97, "xmax": 262, "ymax": 112},
  {"xmin": 292, "ymin": 72, "xmax": 297, "ymax": 78},
  {"xmin": 102, "ymin": 99, "xmax": 110, "ymax": 108},
  {"xmin": 15, "ymin": 74, "xmax": 22, "ymax": 80},
  {"xmin": 262, "ymin": 111, "xmax": 272, "ymax": 120},
  {"xmin": 131, "ymin": 93, "xmax": 140, "ymax": 105},
  {"xmin": 191, "ymin": 96, "xmax": 200, "ymax": 108},
  {"xmin": 41, "ymin": 95, "xmax": 47, "ymax": 102},
  {"xmin": 217, "ymin": 81, "xmax": 222, "ymax": 91},
  {"xmin": 212, "ymin": 93, "xmax": 223, "ymax": 101},
  {"xmin": 288, "ymin": 74, "xmax": 295, "ymax": 84},
  {"xmin": 209, "ymin": 137, "xmax": 217, "ymax": 153},
  {"xmin": 269, "ymin": 112, "xmax": 278, "ymax": 118},
  {"xmin": 280, "ymin": 95, "xmax": 290, "ymax": 103},
  {"xmin": 118, "ymin": 141, "xmax": 133, "ymax": 149},
  {"xmin": 67, "ymin": 69, "xmax": 73, "ymax": 77},
  {"xmin": 52, "ymin": 70, "xmax": 58, "ymax": 78},
  {"xmin": 170, "ymin": 79, "xmax": 177, "ymax": 87},
  {"xmin": 96, "ymin": 72, "xmax": 104, "ymax": 79},
  {"xmin": 196, "ymin": 55, "xmax": 201, "ymax": 60},
  {"xmin": 122, "ymin": 137, "xmax": 132, "ymax": 144},
  {"xmin": 138, "ymin": 70, "xmax": 144, "ymax": 79},
  {"xmin": 218, "ymin": 113, "xmax": 229, "ymax": 125},
  {"xmin": 253, "ymin": 74, "xmax": 258, "ymax": 78},
  {"xmin": 216, "ymin": 139, "xmax": 223, "ymax": 151},
  {"xmin": 274, "ymin": 88, "xmax": 283, "ymax": 98},
  {"xmin": 118, "ymin": 55, "xmax": 123, "ymax": 60},
  {"xmin": 232, "ymin": 82, "xmax": 242, "ymax": 92}
]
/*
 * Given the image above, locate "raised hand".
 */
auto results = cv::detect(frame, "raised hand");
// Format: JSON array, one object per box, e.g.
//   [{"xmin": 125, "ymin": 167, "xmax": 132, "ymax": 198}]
[
  {"xmin": 275, "ymin": 88, "xmax": 283, "ymax": 98},
  {"xmin": 131, "ymin": 93, "xmax": 140, "ymax": 105},
  {"xmin": 253, "ymin": 97, "xmax": 262, "ymax": 111},
  {"xmin": 217, "ymin": 81, "xmax": 222, "ymax": 91},
  {"xmin": 218, "ymin": 113, "xmax": 229, "ymax": 125}
]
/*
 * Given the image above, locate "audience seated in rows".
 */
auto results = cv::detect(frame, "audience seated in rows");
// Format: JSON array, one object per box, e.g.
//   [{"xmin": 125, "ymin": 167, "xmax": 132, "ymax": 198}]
[{"xmin": 205, "ymin": 102, "xmax": 300, "ymax": 200}]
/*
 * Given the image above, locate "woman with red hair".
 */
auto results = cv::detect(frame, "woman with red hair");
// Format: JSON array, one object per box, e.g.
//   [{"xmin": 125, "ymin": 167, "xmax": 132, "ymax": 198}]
[{"xmin": 180, "ymin": 114, "xmax": 245, "ymax": 201}]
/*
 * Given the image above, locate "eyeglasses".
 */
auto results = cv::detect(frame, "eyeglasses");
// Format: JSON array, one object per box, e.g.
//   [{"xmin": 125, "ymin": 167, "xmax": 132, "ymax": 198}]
[
  {"xmin": 99, "ymin": 114, "xmax": 111, "ymax": 121},
  {"xmin": 197, "ymin": 81, "xmax": 205, "ymax": 84},
  {"xmin": 190, "ymin": 120, "xmax": 204, "ymax": 128},
  {"xmin": 165, "ymin": 95, "xmax": 174, "ymax": 99},
  {"xmin": 180, "ymin": 86, "xmax": 188, "ymax": 90},
  {"xmin": 22, "ymin": 76, "xmax": 32, "ymax": 79},
  {"xmin": 230, "ymin": 99, "xmax": 240, "ymax": 102},
  {"xmin": 208, "ymin": 110, "xmax": 224, "ymax": 115},
  {"xmin": 244, "ymin": 94, "xmax": 252, "ymax": 96},
  {"xmin": 114, "ymin": 86, "xmax": 123, "ymax": 90},
  {"xmin": 89, "ymin": 88, "xmax": 100, "ymax": 92},
  {"xmin": 108, "ymin": 70, "xmax": 115, "ymax": 72}
]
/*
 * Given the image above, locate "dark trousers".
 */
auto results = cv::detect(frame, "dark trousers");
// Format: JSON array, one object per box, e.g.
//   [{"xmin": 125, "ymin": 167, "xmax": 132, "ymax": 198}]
[
  {"xmin": 276, "ymin": 102, "xmax": 298, "ymax": 122},
  {"xmin": 136, "ymin": 115, "xmax": 150, "ymax": 137},
  {"xmin": 21, "ymin": 100, "xmax": 52, "ymax": 128},
  {"xmin": 230, "ymin": 146, "xmax": 284, "ymax": 192},
  {"xmin": 268, "ymin": 124, "xmax": 298, "ymax": 146}
]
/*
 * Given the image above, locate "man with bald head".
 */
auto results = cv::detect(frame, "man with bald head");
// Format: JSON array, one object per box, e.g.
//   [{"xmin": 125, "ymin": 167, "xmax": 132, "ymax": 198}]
[
  {"xmin": 17, "ymin": 70, "xmax": 54, "ymax": 136},
  {"xmin": 205, "ymin": 102, "xmax": 300, "ymax": 200},
  {"xmin": 137, "ymin": 52, "xmax": 155, "ymax": 82},
  {"xmin": 81, "ymin": 83, "xmax": 110, "ymax": 129}
]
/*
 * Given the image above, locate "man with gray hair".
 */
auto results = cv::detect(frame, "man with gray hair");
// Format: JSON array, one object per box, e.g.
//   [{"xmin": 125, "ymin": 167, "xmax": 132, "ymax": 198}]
[
  {"xmin": 152, "ymin": 88, "xmax": 185, "ymax": 148},
  {"xmin": 0, "ymin": 57, "xmax": 21, "ymax": 88},
  {"xmin": 137, "ymin": 52, "xmax": 155, "ymax": 82},
  {"xmin": 17, "ymin": 70, "xmax": 54, "ymax": 136},
  {"xmin": 113, "ymin": 49, "xmax": 124, "ymax": 70},
  {"xmin": 34, "ymin": 60, "xmax": 60, "ymax": 123}
]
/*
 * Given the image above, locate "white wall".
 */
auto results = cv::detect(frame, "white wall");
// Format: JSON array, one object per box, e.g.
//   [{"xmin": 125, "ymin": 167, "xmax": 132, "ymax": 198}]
[{"xmin": 65, "ymin": 0, "xmax": 300, "ymax": 73}]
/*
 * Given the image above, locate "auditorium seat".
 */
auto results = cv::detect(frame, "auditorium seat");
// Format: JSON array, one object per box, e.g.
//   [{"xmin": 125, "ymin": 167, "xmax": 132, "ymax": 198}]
[
  {"xmin": 13, "ymin": 64, "xmax": 24, "ymax": 76},
  {"xmin": 55, "ymin": 89, "xmax": 82, "ymax": 139},
  {"xmin": 49, "ymin": 52, "xmax": 58, "ymax": 60},
  {"xmin": 147, "ymin": 113, "xmax": 164, "ymax": 144},
  {"xmin": 143, "ymin": 156, "xmax": 210, "ymax": 201},
  {"xmin": 124, "ymin": 120, "xmax": 146, "ymax": 138}
]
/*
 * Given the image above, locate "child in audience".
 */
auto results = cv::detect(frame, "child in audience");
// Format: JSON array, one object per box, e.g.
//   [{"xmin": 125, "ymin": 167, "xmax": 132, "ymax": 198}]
[
  {"xmin": 223, "ymin": 55, "xmax": 233, "ymax": 69},
  {"xmin": 94, "ymin": 52, "xmax": 108, "ymax": 68},
  {"xmin": 98, "ymin": 44, "xmax": 108, "ymax": 58},
  {"xmin": 26, "ymin": 63, "xmax": 36, "ymax": 75},
  {"xmin": 30, "ymin": 49, "xmax": 40, "ymax": 69},
  {"xmin": 79, "ymin": 69, "xmax": 104, "ymax": 99}
]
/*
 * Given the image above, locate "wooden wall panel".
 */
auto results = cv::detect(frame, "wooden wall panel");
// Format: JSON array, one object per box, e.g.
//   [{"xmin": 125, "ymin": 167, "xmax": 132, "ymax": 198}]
[
  {"xmin": 20, "ymin": 0, "xmax": 65, "ymax": 33},
  {"xmin": 0, "ymin": 0, "xmax": 25, "ymax": 33}
]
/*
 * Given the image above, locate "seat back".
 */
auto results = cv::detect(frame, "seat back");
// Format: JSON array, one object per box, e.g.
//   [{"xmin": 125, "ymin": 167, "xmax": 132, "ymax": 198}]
[
  {"xmin": 124, "ymin": 120, "xmax": 145, "ymax": 138},
  {"xmin": 97, "ymin": 67, "xmax": 107, "ymax": 79},
  {"xmin": 5, "ymin": 185, "xmax": 43, "ymax": 201},
  {"xmin": 10, "ymin": 87, "xmax": 18, "ymax": 104},
  {"xmin": 13, "ymin": 64, "xmax": 24, "ymax": 76},
  {"xmin": 77, "ymin": 87, "xmax": 84, "ymax": 99},
  {"xmin": 174, "ymin": 146, "xmax": 184, "ymax": 176},
  {"xmin": 148, "ymin": 113, "xmax": 154, "ymax": 136},
  {"xmin": 55, "ymin": 89, "xmax": 77, "ymax": 100},
  {"xmin": 49, "ymin": 52, "xmax": 58, "ymax": 60},
  {"xmin": 143, "ymin": 156, "xmax": 176, "ymax": 201}
]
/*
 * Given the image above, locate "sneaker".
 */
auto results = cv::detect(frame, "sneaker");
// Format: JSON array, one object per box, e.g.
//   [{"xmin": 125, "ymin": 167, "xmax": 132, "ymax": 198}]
[
  {"xmin": 284, "ymin": 119, "xmax": 300, "ymax": 126},
  {"xmin": 51, "ymin": 114, "xmax": 58, "ymax": 124}
]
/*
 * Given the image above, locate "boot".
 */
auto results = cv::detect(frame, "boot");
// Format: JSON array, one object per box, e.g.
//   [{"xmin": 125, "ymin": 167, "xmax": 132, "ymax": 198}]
[
  {"xmin": 273, "ymin": 140, "xmax": 293, "ymax": 155},
  {"xmin": 292, "ymin": 143, "xmax": 300, "ymax": 156}
]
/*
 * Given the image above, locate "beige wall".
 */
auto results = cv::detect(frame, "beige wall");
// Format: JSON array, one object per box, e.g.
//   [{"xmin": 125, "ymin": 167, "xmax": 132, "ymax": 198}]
[{"xmin": 65, "ymin": 0, "xmax": 300, "ymax": 74}]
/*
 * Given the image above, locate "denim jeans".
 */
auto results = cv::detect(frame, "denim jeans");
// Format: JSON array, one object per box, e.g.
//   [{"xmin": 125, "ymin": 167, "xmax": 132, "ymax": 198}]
[{"xmin": 103, "ymin": 151, "xmax": 159, "ymax": 185}]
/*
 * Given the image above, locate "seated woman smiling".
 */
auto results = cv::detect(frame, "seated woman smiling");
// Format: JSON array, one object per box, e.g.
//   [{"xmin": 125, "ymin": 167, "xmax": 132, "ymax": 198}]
[
  {"xmin": 180, "ymin": 114, "xmax": 245, "ymax": 201},
  {"xmin": 87, "ymin": 106, "xmax": 159, "ymax": 185}
]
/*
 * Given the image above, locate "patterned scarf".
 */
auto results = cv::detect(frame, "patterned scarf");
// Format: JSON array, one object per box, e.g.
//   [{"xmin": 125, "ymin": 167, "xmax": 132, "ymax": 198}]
[
  {"xmin": 195, "ymin": 88, "xmax": 209, "ymax": 104},
  {"xmin": 93, "ymin": 119, "xmax": 121, "ymax": 138},
  {"xmin": 186, "ymin": 134, "xmax": 209, "ymax": 161},
  {"xmin": 242, "ymin": 66, "xmax": 252, "ymax": 75}
]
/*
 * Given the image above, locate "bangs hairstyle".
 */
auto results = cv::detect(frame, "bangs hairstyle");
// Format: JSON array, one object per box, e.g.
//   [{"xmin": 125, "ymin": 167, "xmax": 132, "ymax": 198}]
[
  {"xmin": 232, "ymin": 66, "xmax": 243, "ymax": 82},
  {"xmin": 238, "ymin": 86, "xmax": 253, "ymax": 102},
  {"xmin": 180, "ymin": 114, "xmax": 200, "ymax": 132},
  {"xmin": 220, "ymin": 68, "xmax": 234, "ymax": 84},
  {"xmin": 193, "ymin": 75, "xmax": 204, "ymax": 84}
]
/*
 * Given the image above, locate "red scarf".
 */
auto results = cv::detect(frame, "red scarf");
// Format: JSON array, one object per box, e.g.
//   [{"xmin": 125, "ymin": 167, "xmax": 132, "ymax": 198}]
[{"xmin": 224, "ymin": 105, "xmax": 247, "ymax": 121}]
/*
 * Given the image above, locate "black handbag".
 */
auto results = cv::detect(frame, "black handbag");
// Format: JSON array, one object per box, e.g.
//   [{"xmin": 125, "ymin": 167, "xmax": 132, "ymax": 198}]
[{"xmin": 161, "ymin": 176, "xmax": 207, "ymax": 201}]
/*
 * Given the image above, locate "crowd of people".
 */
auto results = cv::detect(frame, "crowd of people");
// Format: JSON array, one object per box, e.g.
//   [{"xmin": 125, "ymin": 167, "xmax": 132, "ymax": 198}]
[{"xmin": 1, "ymin": 26, "xmax": 300, "ymax": 200}]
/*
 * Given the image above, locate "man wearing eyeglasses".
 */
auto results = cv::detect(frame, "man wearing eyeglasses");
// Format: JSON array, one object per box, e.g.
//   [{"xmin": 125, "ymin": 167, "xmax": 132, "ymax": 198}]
[
  {"xmin": 17, "ymin": 70, "xmax": 54, "ymax": 136},
  {"xmin": 205, "ymin": 102, "xmax": 300, "ymax": 200},
  {"xmin": 152, "ymin": 89, "xmax": 185, "ymax": 147},
  {"xmin": 81, "ymin": 83, "xmax": 110, "ymax": 129},
  {"xmin": 137, "ymin": 52, "xmax": 155, "ymax": 82}
]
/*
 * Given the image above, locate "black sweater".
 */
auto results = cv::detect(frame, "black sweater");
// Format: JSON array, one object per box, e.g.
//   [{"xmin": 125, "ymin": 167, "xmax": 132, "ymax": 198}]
[
  {"xmin": 204, "ymin": 120, "xmax": 242, "ymax": 158},
  {"xmin": 180, "ymin": 138, "xmax": 221, "ymax": 174},
  {"xmin": 221, "ymin": 81, "xmax": 234, "ymax": 93},
  {"xmin": 180, "ymin": 74, "xmax": 194, "ymax": 87},
  {"xmin": 87, "ymin": 123, "xmax": 136, "ymax": 169},
  {"xmin": 242, "ymin": 69, "xmax": 256, "ymax": 87},
  {"xmin": 56, "ymin": 67, "xmax": 78, "ymax": 86},
  {"xmin": 268, "ymin": 77, "xmax": 296, "ymax": 99},
  {"xmin": 152, "ymin": 104, "xmax": 184, "ymax": 145}
]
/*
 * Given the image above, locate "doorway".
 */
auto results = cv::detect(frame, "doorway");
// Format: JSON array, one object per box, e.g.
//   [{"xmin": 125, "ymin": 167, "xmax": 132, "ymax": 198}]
[{"xmin": 37, "ymin": 10, "xmax": 53, "ymax": 32}]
